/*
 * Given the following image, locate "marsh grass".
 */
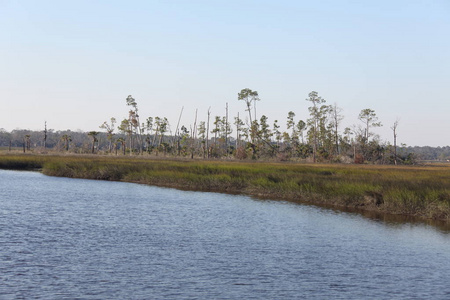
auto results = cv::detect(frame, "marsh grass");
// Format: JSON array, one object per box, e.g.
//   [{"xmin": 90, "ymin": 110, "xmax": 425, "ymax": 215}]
[
  {"xmin": 1, "ymin": 153, "xmax": 449, "ymax": 220},
  {"xmin": 0, "ymin": 154, "xmax": 46, "ymax": 170}
]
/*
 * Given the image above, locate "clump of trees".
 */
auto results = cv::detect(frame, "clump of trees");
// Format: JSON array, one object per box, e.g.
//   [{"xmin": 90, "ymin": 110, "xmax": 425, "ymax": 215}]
[{"xmin": 2, "ymin": 90, "xmax": 441, "ymax": 165}]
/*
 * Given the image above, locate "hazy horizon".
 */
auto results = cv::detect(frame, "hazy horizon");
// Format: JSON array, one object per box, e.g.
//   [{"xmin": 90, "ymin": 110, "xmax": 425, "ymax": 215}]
[{"xmin": 1, "ymin": 1, "xmax": 449, "ymax": 147}]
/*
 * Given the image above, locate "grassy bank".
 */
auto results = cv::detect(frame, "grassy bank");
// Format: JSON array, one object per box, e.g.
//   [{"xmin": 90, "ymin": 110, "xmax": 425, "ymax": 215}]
[{"xmin": 1, "ymin": 153, "xmax": 450, "ymax": 221}]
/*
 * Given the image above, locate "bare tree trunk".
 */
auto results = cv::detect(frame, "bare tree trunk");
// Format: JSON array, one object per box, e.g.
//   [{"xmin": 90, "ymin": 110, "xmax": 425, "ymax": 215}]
[
  {"xmin": 129, "ymin": 125, "xmax": 133, "ymax": 156},
  {"xmin": 159, "ymin": 135, "xmax": 163, "ymax": 148},
  {"xmin": 225, "ymin": 103, "xmax": 228, "ymax": 157},
  {"xmin": 152, "ymin": 127, "xmax": 159, "ymax": 149},
  {"xmin": 394, "ymin": 136, "xmax": 397, "ymax": 165},
  {"xmin": 253, "ymin": 99, "xmax": 257, "ymax": 125},
  {"xmin": 173, "ymin": 106, "xmax": 184, "ymax": 149},
  {"xmin": 192, "ymin": 109, "xmax": 198, "ymax": 159},
  {"xmin": 137, "ymin": 116, "xmax": 143, "ymax": 155},
  {"xmin": 206, "ymin": 107, "xmax": 211, "ymax": 159},
  {"xmin": 247, "ymin": 102, "xmax": 253, "ymax": 144},
  {"xmin": 43, "ymin": 121, "xmax": 47, "ymax": 150},
  {"xmin": 392, "ymin": 120, "xmax": 399, "ymax": 165},
  {"xmin": 236, "ymin": 112, "xmax": 240, "ymax": 149},
  {"xmin": 313, "ymin": 126, "xmax": 317, "ymax": 163}
]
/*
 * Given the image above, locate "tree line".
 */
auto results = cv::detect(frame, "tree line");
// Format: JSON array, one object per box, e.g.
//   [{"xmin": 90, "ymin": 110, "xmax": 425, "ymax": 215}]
[{"xmin": 2, "ymin": 90, "xmax": 448, "ymax": 164}]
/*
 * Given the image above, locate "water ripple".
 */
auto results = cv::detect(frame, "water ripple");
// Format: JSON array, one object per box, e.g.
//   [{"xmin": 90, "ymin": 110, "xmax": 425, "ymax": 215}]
[{"xmin": 1, "ymin": 170, "xmax": 450, "ymax": 299}]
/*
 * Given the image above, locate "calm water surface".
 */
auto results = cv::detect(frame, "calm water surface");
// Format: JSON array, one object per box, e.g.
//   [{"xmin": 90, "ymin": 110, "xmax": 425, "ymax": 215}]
[{"xmin": 1, "ymin": 170, "xmax": 450, "ymax": 299}]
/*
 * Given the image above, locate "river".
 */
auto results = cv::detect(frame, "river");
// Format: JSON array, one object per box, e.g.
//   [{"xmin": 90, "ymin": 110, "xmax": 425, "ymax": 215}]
[{"xmin": 1, "ymin": 169, "xmax": 450, "ymax": 299}]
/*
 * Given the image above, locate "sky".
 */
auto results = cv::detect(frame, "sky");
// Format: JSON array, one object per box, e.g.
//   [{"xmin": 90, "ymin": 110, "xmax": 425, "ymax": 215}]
[{"xmin": 1, "ymin": 0, "xmax": 449, "ymax": 147}]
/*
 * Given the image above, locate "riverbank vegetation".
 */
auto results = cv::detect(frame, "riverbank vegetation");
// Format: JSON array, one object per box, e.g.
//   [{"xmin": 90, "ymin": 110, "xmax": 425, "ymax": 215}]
[{"xmin": 1, "ymin": 153, "xmax": 449, "ymax": 221}]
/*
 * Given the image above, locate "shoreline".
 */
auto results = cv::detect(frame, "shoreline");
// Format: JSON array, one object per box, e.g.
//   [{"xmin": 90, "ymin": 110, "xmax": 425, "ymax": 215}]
[{"xmin": 1, "ymin": 153, "xmax": 449, "ymax": 223}]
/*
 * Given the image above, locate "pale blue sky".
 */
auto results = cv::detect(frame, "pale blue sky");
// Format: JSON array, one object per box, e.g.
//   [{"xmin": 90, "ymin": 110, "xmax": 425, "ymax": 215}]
[{"xmin": 1, "ymin": 0, "xmax": 449, "ymax": 146}]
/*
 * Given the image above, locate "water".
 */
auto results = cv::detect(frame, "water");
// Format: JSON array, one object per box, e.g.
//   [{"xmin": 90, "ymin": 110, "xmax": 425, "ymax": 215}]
[{"xmin": 1, "ymin": 170, "xmax": 450, "ymax": 299}]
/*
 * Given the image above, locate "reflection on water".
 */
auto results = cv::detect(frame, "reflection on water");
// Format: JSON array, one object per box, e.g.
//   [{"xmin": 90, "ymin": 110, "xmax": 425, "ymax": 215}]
[
  {"xmin": 1, "ymin": 170, "xmax": 450, "ymax": 299},
  {"xmin": 358, "ymin": 208, "xmax": 450, "ymax": 232},
  {"xmin": 273, "ymin": 196, "xmax": 450, "ymax": 234}
]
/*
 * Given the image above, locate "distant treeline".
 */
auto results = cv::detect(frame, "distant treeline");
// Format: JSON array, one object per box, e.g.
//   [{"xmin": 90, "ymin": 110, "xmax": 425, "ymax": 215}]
[
  {"xmin": 1, "ymin": 91, "xmax": 449, "ymax": 164},
  {"xmin": 406, "ymin": 146, "xmax": 450, "ymax": 161},
  {"xmin": 1, "ymin": 128, "xmax": 448, "ymax": 163}
]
